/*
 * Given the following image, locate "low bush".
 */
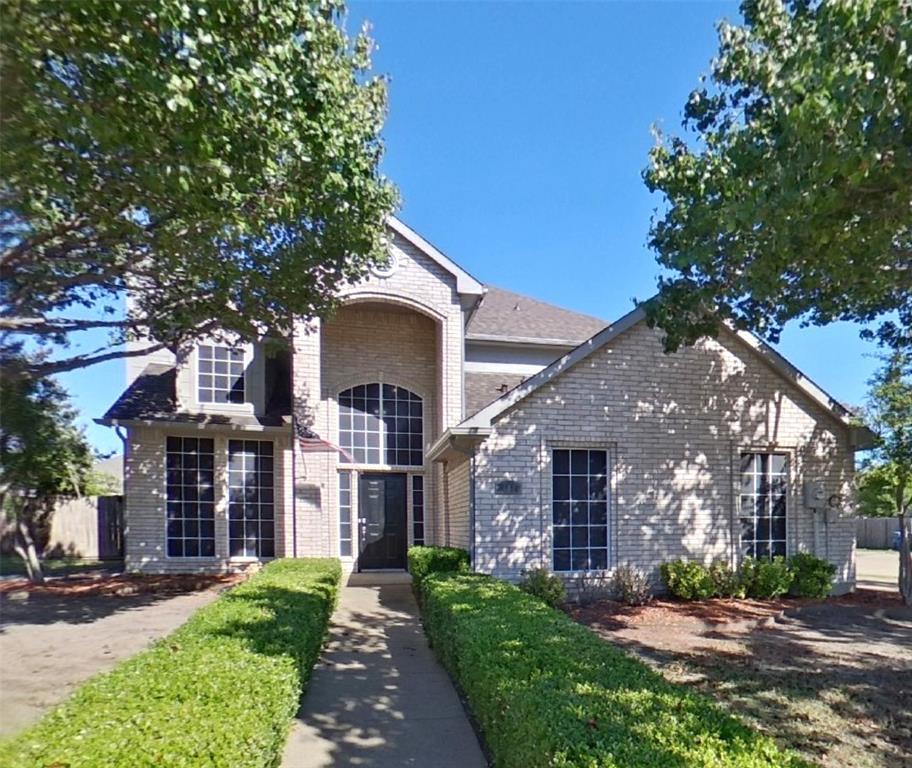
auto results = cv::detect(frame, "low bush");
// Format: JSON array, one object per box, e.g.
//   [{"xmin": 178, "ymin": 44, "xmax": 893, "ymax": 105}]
[
  {"xmin": 788, "ymin": 553, "xmax": 836, "ymax": 598},
  {"xmin": 742, "ymin": 555, "xmax": 794, "ymax": 599},
  {"xmin": 709, "ymin": 560, "xmax": 746, "ymax": 599},
  {"xmin": 407, "ymin": 545, "xmax": 469, "ymax": 590},
  {"xmin": 1, "ymin": 558, "xmax": 341, "ymax": 768},
  {"xmin": 574, "ymin": 571, "xmax": 613, "ymax": 605},
  {"xmin": 609, "ymin": 563, "xmax": 652, "ymax": 605},
  {"xmin": 519, "ymin": 567, "xmax": 567, "ymax": 607},
  {"xmin": 418, "ymin": 573, "xmax": 807, "ymax": 767},
  {"xmin": 660, "ymin": 559, "xmax": 715, "ymax": 600}
]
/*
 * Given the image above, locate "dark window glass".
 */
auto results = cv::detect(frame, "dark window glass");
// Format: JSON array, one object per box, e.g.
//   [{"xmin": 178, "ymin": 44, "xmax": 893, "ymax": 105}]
[
  {"xmin": 228, "ymin": 440, "xmax": 275, "ymax": 558},
  {"xmin": 338, "ymin": 472, "xmax": 352, "ymax": 557},
  {"xmin": 412, "ymin": 475, "xmax": 425, "ymax": 545},
  {"xmin": 198, "ymin": 345, "xmax": 245, "ymax": 405},
  {"xmin": 740, "ymin": 452, "xmax": 788, "ymax": 558},
  {"xmin": 338, "ymin": 384, "xmax": 423, "ymax": 466},
  {"xmin": 552, "ymin": 449, "xmax": 610, "ymax": 572},
  {"xmin": 166, "ymin": 437, "xmax": 215, "ymax": 557}
]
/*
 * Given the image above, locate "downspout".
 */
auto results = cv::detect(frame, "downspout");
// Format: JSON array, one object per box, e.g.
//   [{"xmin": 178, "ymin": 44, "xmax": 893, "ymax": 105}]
[
  {"xmin": 729, "ymin": 440, "xmax": 736, "ymax": 569},
  {"xmin": 469, "ymin": 450, "xmax": 476, "ymax": 571}
]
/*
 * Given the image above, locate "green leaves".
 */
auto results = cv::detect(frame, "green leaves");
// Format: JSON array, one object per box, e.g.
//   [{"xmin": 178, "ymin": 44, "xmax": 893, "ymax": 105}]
[
  {"xmin": 1, "ymin": 0, "xmax": 397, "ymax": 377},
  {"xmin": 418, "ymin": 573, "xmax": 808, "ymax": 767},
  {"xmin": 644, "ymin": 0, "xmax": 911, "ymax": 353},
  {"xmin": 0, "ymin": 558, "xmax": 341, "ymax": 767}
]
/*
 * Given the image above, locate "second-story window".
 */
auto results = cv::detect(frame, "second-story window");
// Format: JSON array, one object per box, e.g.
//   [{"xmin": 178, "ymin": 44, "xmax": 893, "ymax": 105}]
[{"xmin": 198, "ymin": 345, "xmax": 245, "ymax": 405}]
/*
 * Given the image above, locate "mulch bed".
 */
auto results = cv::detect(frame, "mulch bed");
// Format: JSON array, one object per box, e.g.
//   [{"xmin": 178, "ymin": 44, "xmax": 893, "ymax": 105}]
[
  {"xmin": 0, "ymin": 571, "xmax": 247, "ymax": 598},
  {"xmin": 564, "ymin": 589, "xmax": 905, "ymax": 632}
]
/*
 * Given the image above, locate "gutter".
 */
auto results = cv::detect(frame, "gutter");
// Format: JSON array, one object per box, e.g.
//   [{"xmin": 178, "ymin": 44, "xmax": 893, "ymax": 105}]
[{"xmin": 427, "ymin": 427, "xmax": 490, "ymax": 463}]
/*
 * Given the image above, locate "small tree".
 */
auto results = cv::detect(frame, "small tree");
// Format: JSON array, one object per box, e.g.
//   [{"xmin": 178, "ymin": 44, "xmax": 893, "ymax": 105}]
[
  {"xmin": 0, "ymin": 359, "xmax": 94, "ymax": 583},
  {"xmin": 863, "ymin": 351, "xmax": 912, "ymax": 604}
]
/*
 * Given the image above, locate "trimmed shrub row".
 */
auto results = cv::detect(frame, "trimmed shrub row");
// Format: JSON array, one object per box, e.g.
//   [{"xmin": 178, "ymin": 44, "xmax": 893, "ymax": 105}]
[
  {"xmin": 407, "ymin": 545, "xmax": 468, "ymax": 590},
  {"xmin": 661, "ymin": 553, "xmax": 836, "ymax": 601},
  {"xmin": 418, "ymin": 573, "xmax": 807, "ymax": 768},
  {"xmin": 1, "ymin": 558, "xmax": 341, "ymax": 768}
]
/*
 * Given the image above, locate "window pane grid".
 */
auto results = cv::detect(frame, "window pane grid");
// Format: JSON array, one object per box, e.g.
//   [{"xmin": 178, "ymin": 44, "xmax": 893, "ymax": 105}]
[
  {"xmin": 166, "ymin": 437, "xmax": 216, "ymax": 557},
  {"xmin": 740, "ymin": 452, "xmax": 787, "ymax": 558},
  {"xmin": 338, "ymin": 384, "xmax": 423, "ymax": 466},
  {"xmin": 198, "ymin": 344, "xmax": 245, "ymax": 404},
  {"xmin": 228, "ymin": 440, "xmax": 275, "ymax": 558},
  {"xmin": 338, "ymin": 471, "xmax": 352, "ymax": 557},
  {"xmin": 412, "ymin": 475, "xmax": 424, "ymax": 545},
  {"xmin": 552, "ymin": 449, "xmax": 609, "ymax": 572}
]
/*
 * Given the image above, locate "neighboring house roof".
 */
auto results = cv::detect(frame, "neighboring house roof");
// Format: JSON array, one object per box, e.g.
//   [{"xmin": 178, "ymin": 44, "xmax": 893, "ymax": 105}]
[
  {"xmin": 98, "ymin": 363, "xmax": 286, "ymax": 429},
  {"xmin": 464, "ymin": 371, "xmax": 528, "ymax": 416},
  {"xmin": 450, "ymin": 306, "xmax": 876, "ymax": 450},
  {"xmin": 387, "ymin": 216, "xmax": 485, "ymax": 296},
  {"xmin": 93, "ymin": 455, "xmax": 124, "ymax": 493},
  {"xmin": 465, "ymin": 286, "xmax": 607, "ymax": 346}
]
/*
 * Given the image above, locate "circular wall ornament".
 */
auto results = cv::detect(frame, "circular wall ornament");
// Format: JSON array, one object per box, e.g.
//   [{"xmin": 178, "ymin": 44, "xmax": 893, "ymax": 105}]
[{"xmin": 370, "ymin": 251, "xmax": 399, "ymax": 278}]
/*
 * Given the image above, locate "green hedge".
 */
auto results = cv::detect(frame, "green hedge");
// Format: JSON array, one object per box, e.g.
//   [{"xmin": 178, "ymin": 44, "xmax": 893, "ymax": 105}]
[
  {"xmin": 418, "ymin": 573, "xmax": 808, "ymax": 768},
  {"xmin": 1, "ymin": 558, "xmax": 341, "ymax": 768},
  {"xmin": 407, "ymin": 545, "xmax": 468, "ymax": 588}
]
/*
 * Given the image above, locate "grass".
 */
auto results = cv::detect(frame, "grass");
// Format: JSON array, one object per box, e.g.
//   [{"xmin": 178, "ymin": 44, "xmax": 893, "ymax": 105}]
[
  {"xmin": 0, "ymin": 558, "xmax": 341, "ymax": 768},
  {"xmin": 418, "ymin": 572, "xmax": 809, "ymax": 768}
]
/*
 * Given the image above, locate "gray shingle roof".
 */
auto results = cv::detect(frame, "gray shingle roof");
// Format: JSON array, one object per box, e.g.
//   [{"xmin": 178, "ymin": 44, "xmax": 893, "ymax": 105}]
[
  {"xmin": 101, "ymin": 363, "xmax": 285, "ymax": 428},
  {"xmin": 464, "ymin": 371, "xmax": 528, "ymax": 417},
  {"xmin": 466, "ymin": 286, "xmax": 607, "ymax": 344}
]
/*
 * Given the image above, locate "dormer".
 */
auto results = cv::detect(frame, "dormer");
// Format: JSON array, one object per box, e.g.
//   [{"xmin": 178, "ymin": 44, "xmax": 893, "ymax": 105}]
[{"xmin": 175, "ymin": 334, "xmax": 267, "ymax": 416}]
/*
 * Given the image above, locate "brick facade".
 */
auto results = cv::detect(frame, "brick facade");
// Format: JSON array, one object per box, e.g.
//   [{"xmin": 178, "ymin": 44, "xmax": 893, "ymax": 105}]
[{"xmin": 471, "ymin": 321, "xmax": 856, "ymax": 590}]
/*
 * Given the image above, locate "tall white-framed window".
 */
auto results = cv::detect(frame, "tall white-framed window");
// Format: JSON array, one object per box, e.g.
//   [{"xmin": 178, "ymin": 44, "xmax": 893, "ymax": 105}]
[
  {"xmin": 197, "ymin": 344, "xmax": 246, "ymax": 405},
  {"xmin": 739, "ymin": 452, "xmax": 788, "ymax": 558},
  {"xmin": 227, "ymin": 440, "xmax": 275, "ymax": 558},
  {"xmin": 338, "ymin": 471, "xmax": 353, "ymax": 557},
  {"xmin": 165, "ymin": 436, "xmax": 216, "ymax": 558},
  {"xmin": 337, "ymin": 383, "xmax": 423, "ymax": 466},
  {"xmin": 552, "ymin": 448, "xmax": 609, "ymax": 572},
  {"xmin": 412, "ymin": 475, "xmax": 425, "ymax": 545}
]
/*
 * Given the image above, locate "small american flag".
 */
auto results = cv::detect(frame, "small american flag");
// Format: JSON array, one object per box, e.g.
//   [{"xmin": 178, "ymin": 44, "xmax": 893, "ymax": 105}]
[{"xmin": 293, "ymin": 416, "xmax": 355, "ymax": 463}]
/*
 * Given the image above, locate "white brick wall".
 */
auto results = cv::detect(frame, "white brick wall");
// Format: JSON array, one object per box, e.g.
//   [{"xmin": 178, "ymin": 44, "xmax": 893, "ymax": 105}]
[
  {"xmin": 289, "ymin": 231, "xmax": 466, "ymax": 561},
  {"xmin": 472, "ymin": 321, "xmax": 856, "ymax": 589},
  {"xmin": 123, "ymin": 425, "xmax": 291, "ymax": 573},
  {"xmin": 443, "ymin": 456, "xmax": 472, "ymax": 549}
]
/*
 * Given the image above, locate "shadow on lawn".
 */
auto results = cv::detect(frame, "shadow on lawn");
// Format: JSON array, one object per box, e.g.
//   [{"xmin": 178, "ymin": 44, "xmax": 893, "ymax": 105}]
[{"xmin": 605, "ymin": 599, "xmax": 912, "ymax": 768}]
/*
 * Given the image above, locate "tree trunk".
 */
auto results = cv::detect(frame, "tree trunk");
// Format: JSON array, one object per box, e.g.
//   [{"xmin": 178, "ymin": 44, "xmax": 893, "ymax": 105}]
[{"xmin": 13, "ymin": 519, "xmax": 44, "ymax": 584}]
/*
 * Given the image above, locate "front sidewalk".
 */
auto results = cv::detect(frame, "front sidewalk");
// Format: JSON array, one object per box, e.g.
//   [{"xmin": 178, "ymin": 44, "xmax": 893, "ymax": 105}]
[{"xmin": 282, "ymin": 578, "xmax": 487, "ymax": 767}]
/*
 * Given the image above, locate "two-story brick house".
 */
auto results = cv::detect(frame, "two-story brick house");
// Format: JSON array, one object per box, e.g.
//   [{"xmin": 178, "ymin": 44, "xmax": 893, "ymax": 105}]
[{"xmin": 100, "ymin": 217, "xmax": 871, "ymax": 590}]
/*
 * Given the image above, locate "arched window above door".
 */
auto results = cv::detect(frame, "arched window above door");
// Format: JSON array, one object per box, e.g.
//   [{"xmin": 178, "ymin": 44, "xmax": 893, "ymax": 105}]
[{"xmin": 338, "ymin": 383, "xmax": 423, "ymax": 466}]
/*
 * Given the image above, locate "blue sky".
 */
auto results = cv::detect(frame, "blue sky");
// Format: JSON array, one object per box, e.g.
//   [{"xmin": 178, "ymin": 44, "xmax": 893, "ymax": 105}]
[{"xmin": 65, "ymin": 0, "xmax": 881, "ymax": 455}]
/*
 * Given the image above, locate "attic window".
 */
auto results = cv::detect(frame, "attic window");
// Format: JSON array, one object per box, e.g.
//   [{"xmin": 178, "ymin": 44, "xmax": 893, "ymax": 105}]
[{"xmin": 198, "ymin": 345, "xmax": 245, "ymax": 405}]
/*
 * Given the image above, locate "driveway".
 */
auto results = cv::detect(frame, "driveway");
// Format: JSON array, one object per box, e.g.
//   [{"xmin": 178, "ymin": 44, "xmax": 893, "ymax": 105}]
[
  {"xmin": 856, "ymin": 547, "xmax": 899, "ymax": 591},
  {"xmin": 0, "ymin": 587, "xmax": 220, "ymax": 738}
]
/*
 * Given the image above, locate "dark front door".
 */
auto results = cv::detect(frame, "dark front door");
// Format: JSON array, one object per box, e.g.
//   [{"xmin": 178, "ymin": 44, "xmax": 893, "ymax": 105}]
[{"xmin": 358, "ymin": 473, "xmax": 407, "ymax": 570}]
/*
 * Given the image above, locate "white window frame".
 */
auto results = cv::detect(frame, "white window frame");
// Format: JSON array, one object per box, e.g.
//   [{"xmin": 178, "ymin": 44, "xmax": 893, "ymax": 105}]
[
  {"xmin": 193, "ymin": 343, "xmax": 253, "ymax": 413},
  {"xmin": 550, "ymin": 446, "xmax": 611, "ymax": 574},
  {"xmin": 164, "ymin": 435, "xmax": 218, "ymax": 560},
  {"xmin": 738, "ymin": 449, "xmax": 791, "ymax": 560}
]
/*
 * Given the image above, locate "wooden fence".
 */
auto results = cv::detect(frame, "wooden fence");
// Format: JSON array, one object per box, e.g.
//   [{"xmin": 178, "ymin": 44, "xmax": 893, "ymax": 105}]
[{"xmin": 856, "ymin": 517, "xmax": 900, "ymax": 549}]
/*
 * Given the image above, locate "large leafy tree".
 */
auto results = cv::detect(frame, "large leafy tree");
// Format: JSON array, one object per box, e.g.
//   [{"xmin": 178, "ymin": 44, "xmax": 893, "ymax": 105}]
[
  {"xmin": 862, "ymin": 351, "xmax": 912, "ymax": 604},
  {"xmin": 644, "ymin": 0, "xmax": 911, "ymax": 352},
  {"xmin": 1, "ymin": 0, "xmax": 397, "ymax": 378},
  {"xmin": 0, "ymin": 358, "xmax": 95, "ymax": 583}
]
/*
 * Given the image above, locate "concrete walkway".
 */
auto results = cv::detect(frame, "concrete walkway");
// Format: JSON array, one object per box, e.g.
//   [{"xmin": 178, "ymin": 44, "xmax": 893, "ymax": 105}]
[
  {"xmin": 856, "ymin": 548, "xmax": 899, "ymax": 591},
  {"xmin": 282, "ymin": 580, "xmax": 487, "ymax": 768}
]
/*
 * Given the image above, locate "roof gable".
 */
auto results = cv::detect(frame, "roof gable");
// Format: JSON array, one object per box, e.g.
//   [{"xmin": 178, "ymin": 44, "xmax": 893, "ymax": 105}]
[
  {"xmin": 386, "ymin": 216, "xmax": 484, "ymax": 296},
  {"xmin": 459, "ymin": 306, "xmax": 869, "ymax": 446}
]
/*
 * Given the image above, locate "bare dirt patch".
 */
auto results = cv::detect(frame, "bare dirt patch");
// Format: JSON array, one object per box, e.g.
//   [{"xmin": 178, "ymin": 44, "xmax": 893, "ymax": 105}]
[{"xmin": 568, "ymin": 590, "xmax": 912, "ymax": 768}]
